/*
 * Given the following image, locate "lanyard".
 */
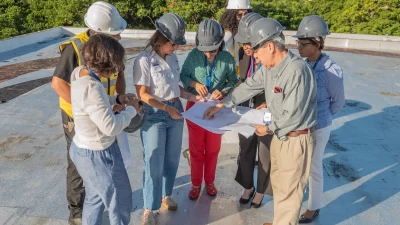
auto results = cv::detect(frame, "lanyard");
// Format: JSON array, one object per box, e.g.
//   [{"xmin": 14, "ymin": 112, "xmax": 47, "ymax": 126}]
[
  {"xmin": 250, "ymin": 56, "xmax": 262, "ymax": 76},
  {"xmin": 86, "ymin": 67, "xmax": 101, "ymax": 82},
  {"xmin": 312, "ymin": 54, "xmax": 324, "ymax": 70},
  {"xmin": 204, "ymin": 56, "xmax": 216, "ymax": 88}
]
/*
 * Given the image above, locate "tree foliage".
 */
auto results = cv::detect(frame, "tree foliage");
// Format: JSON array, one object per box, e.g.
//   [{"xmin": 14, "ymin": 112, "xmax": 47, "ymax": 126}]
[{"xmin": 1, "ymin": 0, "xmax": 399, "ymax": 39}]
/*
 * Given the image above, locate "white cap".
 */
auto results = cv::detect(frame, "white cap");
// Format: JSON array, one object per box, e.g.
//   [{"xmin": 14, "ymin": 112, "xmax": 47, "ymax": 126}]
[
  {"xmin": 84, "ymin": 1, "xmax": 127, "ymax": 35},
  {"xmin": 226, "ymin": 0, "xmax": 252, "ymax": 9}
]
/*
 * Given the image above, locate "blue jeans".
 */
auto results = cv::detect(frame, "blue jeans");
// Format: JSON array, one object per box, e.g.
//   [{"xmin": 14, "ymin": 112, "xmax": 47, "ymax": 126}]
[
  {"xmin": 140, "ymin": 100, "xmax": 184, "ymax": 210},
  {"xmin": 70, "ymin": 141, "xmax": 132, "ymax": 225}
]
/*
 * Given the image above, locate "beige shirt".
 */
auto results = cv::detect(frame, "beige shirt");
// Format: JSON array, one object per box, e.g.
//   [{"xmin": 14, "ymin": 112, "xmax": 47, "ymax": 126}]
[{"xmin": 133, "ymin": 50, "xmax": 181, "ymax": 101}]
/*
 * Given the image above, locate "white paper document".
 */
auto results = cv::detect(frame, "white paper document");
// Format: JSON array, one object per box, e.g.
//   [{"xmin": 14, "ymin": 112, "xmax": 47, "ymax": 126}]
[{"xmin": 181, "ymin": 100, "xmax": 270, "ymax": 137}]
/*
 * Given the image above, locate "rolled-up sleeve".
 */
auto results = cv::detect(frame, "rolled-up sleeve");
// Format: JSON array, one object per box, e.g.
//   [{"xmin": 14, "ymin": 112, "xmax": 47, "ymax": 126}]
[
  {"xmin": 326, "ymin": 64, "xmax": 345, "ymax": 114},
  {"xmin": 133, "ymin": 54, "xmax": 150, "ymax": 86},
  {"xmin": 222, "ymin": 67, "xmax": 266, "ymax": 108}
]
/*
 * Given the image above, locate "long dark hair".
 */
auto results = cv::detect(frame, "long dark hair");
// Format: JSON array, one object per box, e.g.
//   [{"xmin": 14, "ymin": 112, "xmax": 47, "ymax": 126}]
[
  {"xmin": 144, "ymin": 30, "xmax": 170, "ymax": 54},
  {"xmin": 82, "ymin": 34, "xmax": 125, "ymax": 76}
]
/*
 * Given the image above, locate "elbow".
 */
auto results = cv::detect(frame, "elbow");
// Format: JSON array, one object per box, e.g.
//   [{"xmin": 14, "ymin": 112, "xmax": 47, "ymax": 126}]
[{"xmin": 51, "ymin": 77, "xmax": 58, "ymax": 91}]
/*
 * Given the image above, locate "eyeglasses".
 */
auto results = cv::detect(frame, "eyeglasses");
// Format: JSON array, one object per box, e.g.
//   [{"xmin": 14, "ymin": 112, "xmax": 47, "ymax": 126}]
[{"xmin": 296, "ymin": 40, "xmax": 313, "ymax": 49}]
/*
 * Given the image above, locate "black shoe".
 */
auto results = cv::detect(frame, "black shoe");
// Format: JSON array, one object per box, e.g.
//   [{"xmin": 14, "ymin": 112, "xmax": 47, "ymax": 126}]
[
  {"xmin": 250, "ymin": 194, "xmax": 264, "ymax": 208},
  {"xmin": 239, "ymin": 187, "xmax": 255, "ymax": 204},
  {"xmin": 299, "ymin": 209, "xmax": 320, "ymax": 223}
]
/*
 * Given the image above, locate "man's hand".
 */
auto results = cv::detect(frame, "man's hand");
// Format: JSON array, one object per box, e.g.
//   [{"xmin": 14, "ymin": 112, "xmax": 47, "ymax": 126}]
[
  {"xmin": 193, "ymin": 82, "xmax": 208, "ymax": 97},
  {"xmin": 254, "ymin": 124, "xmax": 270, "ymax": 136},
  {"xmin": 203, "ymin": 102, "xmax": 224, "ymax": 119},
  {"xmin": 256, "ymin": 102, "xmax": 267, "ymax": 110},
  {"xmin": 209, "ymin": 89, "xmax": 223, "ymax": 100}
]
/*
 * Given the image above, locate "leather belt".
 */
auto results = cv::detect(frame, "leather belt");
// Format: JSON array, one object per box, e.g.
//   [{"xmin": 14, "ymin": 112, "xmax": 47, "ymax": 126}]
[
  {"xmin": 162, "ymin": 97, "xmax": 179, "ymax": 103},
  {"xmin": 287, "ymin": 126, "xmax": 316, "ymax": 137}
]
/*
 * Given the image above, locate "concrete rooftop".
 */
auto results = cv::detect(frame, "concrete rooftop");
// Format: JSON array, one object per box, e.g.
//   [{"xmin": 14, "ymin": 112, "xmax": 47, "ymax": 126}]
[{"xmin": 0, "ymin": 37, "xmax": 399, "ymax": 225}]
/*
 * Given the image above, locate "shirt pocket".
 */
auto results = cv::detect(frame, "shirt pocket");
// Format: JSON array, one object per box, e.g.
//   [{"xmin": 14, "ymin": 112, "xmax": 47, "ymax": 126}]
[
  {"xmin": 169, "ymin": 63, "xmax": 181, "ymax": 84},
  {"xmin": 150, "ymin": 65, "xmax": 168, "ymax": 94}
]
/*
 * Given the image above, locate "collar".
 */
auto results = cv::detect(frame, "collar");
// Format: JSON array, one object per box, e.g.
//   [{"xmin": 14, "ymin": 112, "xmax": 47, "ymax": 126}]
[
  {"xmin": 307, "ymin": 53, "xmax": 331, "ymax": 72},
  {"xmin": 269, "ymin": 50, "xmax": 293, "ymax": 78}
]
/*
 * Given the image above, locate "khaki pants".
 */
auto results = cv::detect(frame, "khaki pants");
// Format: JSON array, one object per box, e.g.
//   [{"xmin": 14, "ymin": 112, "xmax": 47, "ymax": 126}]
[{"xmin": 270, "ymin": 132, "xmax": 316, "ymax": 225}]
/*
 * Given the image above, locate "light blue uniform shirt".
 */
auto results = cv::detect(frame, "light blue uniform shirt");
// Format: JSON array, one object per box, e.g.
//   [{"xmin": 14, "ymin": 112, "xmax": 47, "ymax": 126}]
[{"xmin": 308, "ymin": 53, "xmax": 345, "ymax": 130}]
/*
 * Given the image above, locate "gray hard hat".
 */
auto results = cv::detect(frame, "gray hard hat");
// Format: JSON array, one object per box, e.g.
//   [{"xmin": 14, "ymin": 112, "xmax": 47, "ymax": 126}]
[
  {"xmin": 155, "ymin": 13, "xmax": 187, "ymax": 45},
  {"xmin": 249, "ymin": 18, "xmax": 286, "ymax": 49},
  {"xmin": 234, "ymin": 12, "xmax": 263, "ymax": 44},
  {"xmin": 123, "ymin": 104, "xmax": 145, "ymax": 133},
  {"xmin": 292, "ymin": 15, "xmax": 331, "ymax": 39},
  {"xmin": 196, "ymin": 19, "xmax": 225, "ymax": 52}
]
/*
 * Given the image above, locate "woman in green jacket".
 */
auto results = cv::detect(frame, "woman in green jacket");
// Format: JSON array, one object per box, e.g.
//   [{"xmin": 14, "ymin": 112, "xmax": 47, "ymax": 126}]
[{"xmin": 180, "ymin": 19, "xmax": 238, "ymax": 200}]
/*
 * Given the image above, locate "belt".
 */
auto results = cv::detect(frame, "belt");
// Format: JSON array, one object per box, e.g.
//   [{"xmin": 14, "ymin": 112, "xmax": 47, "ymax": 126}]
[
  {"xmin": 287, "ymin": 126, "xmax": 316, "ymax": 137},
  {"xmin": 162, "ymin": 97, "xmax": 179, "ymax": 103}
]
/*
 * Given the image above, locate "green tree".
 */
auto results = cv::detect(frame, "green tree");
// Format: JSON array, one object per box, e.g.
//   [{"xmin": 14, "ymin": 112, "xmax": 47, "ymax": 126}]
[{"xmin": 0, "ymin": 0, "xmax": 30, "ymax": 39}]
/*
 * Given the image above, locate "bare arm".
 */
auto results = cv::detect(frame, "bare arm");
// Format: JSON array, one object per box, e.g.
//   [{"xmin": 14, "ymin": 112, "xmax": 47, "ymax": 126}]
[
  {"xmin": 116, "ymin": 70, "xmax": 126, "ymax": 95},
  {"xmin": 51, "ymin": 76, "xmax": 71, "ymax": 103},
  {"xmin": 135, "ymin": 85, "xmax": 166, "ymax": 110}
]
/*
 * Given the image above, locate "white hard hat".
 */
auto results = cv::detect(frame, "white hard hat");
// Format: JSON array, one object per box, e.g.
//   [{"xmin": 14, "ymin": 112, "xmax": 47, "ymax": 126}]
[
  {"xmin": 226, "ymin": 0, "xmax": 252, "ymax": 9},
  {"xmin": 84, "ymin": 1, "xmax": 127, "ymax": 35}
]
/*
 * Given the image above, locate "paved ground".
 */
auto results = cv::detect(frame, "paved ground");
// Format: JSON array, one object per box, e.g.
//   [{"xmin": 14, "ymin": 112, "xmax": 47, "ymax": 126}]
[{"xmin": 0, "ymin": 37, "xmax": 399, "ymax": 225}]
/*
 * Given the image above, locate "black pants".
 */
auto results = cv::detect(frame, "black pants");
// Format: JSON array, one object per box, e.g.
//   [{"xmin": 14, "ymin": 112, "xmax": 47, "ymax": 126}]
[
  {"xmin": 61, "ymin": 111, "xmax": 85, "ymax": 219},
  {"xmin": 235, "ymin": 133, "xmax": 273, "ymax": 195}
]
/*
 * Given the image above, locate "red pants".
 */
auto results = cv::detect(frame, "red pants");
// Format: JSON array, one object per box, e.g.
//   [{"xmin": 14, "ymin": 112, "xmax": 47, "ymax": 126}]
[{"xmin": 186, "ymin": 101, "xmax": 222, "ymax": 186}]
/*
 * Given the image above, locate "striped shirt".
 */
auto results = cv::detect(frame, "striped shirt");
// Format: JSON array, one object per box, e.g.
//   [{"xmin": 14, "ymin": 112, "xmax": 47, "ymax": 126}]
[{"xmin": 307, "ymin": 53, "xmax": 345, "ymax": 130}]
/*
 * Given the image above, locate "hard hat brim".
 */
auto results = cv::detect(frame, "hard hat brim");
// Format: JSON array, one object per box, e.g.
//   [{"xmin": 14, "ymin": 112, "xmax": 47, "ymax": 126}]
[
  {"xmin": 174, "ymin": 39, "xmax": 187, "ymax": 45},
  {"xmin": 84, "ymin": 15, "xmax": 127, "ymax": 35},
  {"xmin": 234, "ymin": 33, "xmax": 248, "ymax": 44},
  {"xmin": 197, "ymin": 39, "xmax": 223, "ymax": 52},
  {"xmin": 292, "ymin": 34, "xmax": 309, "ymax": 39}
]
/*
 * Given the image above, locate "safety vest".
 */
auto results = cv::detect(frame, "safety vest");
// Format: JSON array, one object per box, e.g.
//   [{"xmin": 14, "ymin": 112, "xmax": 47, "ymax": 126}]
[{"xmin": 58, "ymin": 31, "xmax": 119, "ymax": 117}]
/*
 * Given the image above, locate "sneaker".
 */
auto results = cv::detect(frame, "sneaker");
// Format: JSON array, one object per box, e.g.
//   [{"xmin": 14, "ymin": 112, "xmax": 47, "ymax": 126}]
[
  {"xmin": 162, "ymin": 196, "xmax": 178, "ymax": 211},
  {"xmin": 142, "ymin": 211, "xmax": 156, "ymax": 225},
  {"xmin": 188, "ymin": 186, "xmax": 201, "ymax": 200},
  {"xmin": 68, "ymin": 218, "xmax": 82, "ymax": 225},
  {"xmin": 206, "ymin": 183, "xmax": 217, "ymax": 196}
]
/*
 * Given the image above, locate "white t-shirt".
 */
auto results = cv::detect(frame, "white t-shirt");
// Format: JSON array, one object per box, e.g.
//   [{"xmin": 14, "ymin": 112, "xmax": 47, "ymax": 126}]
[
  {"xmin": 70, "ymin": 66, "xmax": 136, "ymax": 150},
  {"xmin": 133, "ymin": 50, "xmax": 181, "ymax": 101}
]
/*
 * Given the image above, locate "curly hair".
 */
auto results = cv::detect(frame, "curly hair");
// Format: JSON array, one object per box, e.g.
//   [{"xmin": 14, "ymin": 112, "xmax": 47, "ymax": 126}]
[
  {"xmin": 220, "ymin": 9, "xmax": 252, "ymax": 36},
  {"xmin": 220, "ymin": 9, "xmax": 239, "ymax": 35},
  {"xmin": 82, "ymin": 34, "xmax": 125, "ymax": 76}
]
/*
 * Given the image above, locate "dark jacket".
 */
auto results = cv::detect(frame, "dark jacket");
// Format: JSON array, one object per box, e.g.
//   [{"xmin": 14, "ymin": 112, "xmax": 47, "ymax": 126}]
[{"xmin": 238, "ymin": 47, "xmax": 265, "ymax": 108}]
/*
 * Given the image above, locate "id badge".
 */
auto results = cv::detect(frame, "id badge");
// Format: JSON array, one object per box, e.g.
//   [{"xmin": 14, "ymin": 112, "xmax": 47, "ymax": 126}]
[
  {"xmin": 263, "ymin": 112, "xmax": 272, "ymax": 125},
  {"xmin": 206, "ymin": 76, "xmax": 211, "ymax": 87}
]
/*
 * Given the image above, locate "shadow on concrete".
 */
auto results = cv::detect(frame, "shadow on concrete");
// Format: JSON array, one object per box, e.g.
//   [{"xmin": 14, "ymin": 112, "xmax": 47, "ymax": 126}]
[{"xmin": 303, "ymin": 103, "xmax": 400, "ymax": 224}]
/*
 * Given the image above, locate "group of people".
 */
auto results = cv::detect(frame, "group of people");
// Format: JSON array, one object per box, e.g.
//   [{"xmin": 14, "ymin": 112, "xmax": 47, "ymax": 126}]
[{"xmin": 51, "ymin": 0, "xmax": 345, "ymax": 225}]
